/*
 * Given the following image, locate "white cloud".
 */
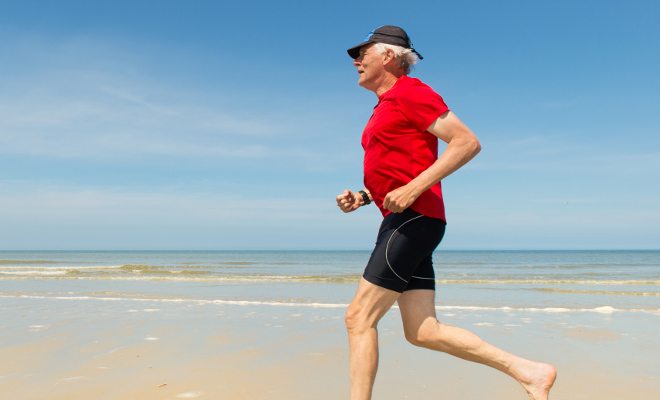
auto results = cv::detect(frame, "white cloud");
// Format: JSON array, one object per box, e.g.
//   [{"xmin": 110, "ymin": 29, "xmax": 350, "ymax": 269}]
[
  {"xmin": 0, "ymin": 184, "xmax": 379, "ymax": 250},
  {"xmin": 0, "ymin": 37, "xmax": 324, "ymax": 161},
  {"xmin": 0, "ymin": 82, "xmax": 295, "ymax": 159}
]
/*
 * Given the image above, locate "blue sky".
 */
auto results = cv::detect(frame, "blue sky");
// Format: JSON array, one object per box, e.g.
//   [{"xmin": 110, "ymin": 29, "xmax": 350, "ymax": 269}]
[{"xmin": 1, "ymin": 0, "xmax": 658, "ymax": 250}]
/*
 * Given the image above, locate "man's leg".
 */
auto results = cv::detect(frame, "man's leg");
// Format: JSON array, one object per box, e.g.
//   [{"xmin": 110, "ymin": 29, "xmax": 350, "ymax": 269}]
[
  {"xmin": 345, "ymin": 278, "xmax": 401, "ymax": 400},
  {"xmin": 398, "ymin": 289, "xmax": 557, "ymax": 400}
]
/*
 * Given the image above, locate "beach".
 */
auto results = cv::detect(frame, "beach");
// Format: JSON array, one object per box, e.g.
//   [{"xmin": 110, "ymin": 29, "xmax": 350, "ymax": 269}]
[{"xmin": 1, "ymin": 250, "xmax": 659, "ymax": 399}]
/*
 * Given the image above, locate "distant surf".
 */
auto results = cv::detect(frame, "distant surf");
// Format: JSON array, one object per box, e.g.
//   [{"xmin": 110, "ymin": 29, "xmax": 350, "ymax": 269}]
[{"xmin": 2, "ymin": 294, "xmax": 658, "ymax": 315}]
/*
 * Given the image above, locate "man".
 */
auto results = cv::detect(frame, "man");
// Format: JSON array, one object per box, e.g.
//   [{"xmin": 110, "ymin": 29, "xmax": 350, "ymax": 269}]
[{"xmin": 336, "ymin": 25, "xmax": 557, "ymax": 400}]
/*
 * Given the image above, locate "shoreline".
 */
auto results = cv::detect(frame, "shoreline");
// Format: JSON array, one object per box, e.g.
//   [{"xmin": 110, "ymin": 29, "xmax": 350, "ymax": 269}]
[{"xmin": 1, "ymin": 295, "xmax": 658, "ymax": 399}]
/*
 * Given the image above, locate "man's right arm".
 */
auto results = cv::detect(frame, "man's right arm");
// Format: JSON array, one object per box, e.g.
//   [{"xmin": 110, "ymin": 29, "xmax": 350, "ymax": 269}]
[{"xmin": 336, "ymin": 189, "xmax": 372, "ymax": 213}]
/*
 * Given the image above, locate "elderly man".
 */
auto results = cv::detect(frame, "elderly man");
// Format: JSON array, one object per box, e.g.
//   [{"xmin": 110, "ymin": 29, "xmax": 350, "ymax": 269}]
[{"xmin": 336, "ymin": 25, "xmax": 557, "ymax": 400}]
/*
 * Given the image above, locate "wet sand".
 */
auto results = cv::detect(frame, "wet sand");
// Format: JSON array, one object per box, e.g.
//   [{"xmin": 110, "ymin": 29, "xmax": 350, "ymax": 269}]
[{"xmin": 1, "ymin": 296, "xmax": 658, "ymax": 399}]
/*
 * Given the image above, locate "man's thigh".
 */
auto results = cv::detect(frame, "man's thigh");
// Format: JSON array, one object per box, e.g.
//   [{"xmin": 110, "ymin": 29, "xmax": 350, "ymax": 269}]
[
  {"xmin": 347, "ymin": 278, "xmax": 401, "ymax": 328},
  {"xmin": 397, "ymin": 289, "xmax": 437, "ymax": 335}
]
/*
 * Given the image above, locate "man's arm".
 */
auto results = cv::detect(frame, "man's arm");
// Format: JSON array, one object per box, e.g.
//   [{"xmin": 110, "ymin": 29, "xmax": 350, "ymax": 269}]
[{"xmin": 382, "ymin": 111, "xmax": 481, "ymax": 213}]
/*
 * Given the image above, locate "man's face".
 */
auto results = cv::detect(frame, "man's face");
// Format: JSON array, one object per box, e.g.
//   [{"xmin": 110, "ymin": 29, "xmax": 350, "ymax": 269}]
[{"xmin": 353, "ymin": 44, "xmax": 385, "ymax": 90}]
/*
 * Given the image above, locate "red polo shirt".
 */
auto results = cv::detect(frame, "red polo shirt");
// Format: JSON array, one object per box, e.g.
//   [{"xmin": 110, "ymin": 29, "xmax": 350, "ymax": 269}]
[{"xmin": 361, "ymin": 75, "xmax": 449, "ymax": 221}]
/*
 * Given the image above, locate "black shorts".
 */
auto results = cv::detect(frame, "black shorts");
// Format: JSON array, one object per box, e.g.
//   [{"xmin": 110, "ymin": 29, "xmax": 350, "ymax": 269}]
[{"xmin": 363, "ymin": 208, "xmax": 446, "ymax": 293}]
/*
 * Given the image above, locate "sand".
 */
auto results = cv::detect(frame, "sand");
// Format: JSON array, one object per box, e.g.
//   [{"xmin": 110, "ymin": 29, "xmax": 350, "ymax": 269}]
[{"xmin": 1, "ymin": 297, "xmax": 659, "ymax": 399}]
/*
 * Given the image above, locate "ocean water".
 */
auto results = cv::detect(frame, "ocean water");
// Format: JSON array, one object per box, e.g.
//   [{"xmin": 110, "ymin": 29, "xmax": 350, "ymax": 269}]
[
  {"xmin": 2, "ymin": 250, "xmax": 659, "ymax": 399},
  {"xmin": 1, "ymin": 250, "xmax": 658, "ymax": 315}
]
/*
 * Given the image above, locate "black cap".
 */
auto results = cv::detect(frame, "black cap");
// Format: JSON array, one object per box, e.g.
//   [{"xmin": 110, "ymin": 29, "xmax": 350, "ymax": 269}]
[{"xmin": 347, "ymin": 25, "xmax": 423, "ymax": 60}]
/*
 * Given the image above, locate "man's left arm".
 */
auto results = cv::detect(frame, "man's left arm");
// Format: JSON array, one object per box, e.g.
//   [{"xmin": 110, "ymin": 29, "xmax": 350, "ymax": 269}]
[{"xmin": 382, "ymin": 111, "xmax": 481, "ymax": 213}]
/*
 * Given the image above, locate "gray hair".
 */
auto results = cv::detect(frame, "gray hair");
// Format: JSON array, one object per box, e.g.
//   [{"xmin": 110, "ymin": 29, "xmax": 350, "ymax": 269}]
[{"xmin": 372, "ymin": 42, "xmax": 420, "ymax": 74}]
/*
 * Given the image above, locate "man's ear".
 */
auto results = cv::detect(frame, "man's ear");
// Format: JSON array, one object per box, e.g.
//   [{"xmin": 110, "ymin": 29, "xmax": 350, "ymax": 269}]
[{"xmin": 383, "ymin": 49, "xmax": 394, "ymax": 64}]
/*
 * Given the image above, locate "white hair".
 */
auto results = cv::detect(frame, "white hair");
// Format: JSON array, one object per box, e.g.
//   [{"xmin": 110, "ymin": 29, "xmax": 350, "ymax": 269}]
[{"xmin": 372, "ymin": 42, "xmax": 420, "ymax": 74}]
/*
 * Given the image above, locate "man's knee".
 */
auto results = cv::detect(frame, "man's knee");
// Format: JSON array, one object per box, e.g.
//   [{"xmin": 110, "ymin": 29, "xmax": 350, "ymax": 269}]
[
  {"xmin": 344, "ymin": 303, "xmax": 371, "ymax": 335},
  {"xmin": 405, "ymin": 319, "xmax": 440, "ymax": 348},
  {"xmin": 344, "ymin": 304, "xmax": 360, "ymax": 333},
  {"xmin": 345, "ymin": 279, "xmax": 399, "ymax": 335}
]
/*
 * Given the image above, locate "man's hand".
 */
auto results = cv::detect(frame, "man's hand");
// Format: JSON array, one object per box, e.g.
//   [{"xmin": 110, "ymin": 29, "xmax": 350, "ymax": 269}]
[
  {"xmin": 336, "ymin": 189, "xmax": 362, "ymax": 213},
  {"xmin": 383, "ymin": 183, "xmax": 420, "ymax": 213},
  {"xmin": 382, "ymin": 112, "xmax": 480, "ymax": 212}
]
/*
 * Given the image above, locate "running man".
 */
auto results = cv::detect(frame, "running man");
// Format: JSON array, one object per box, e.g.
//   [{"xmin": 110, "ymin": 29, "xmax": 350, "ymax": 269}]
[{"xmin": 336, "ymin": 25, "xmax": 557, "ymax": 400}]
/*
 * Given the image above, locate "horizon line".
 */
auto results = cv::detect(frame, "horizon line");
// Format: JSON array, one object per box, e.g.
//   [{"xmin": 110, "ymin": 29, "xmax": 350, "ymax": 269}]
[{"xmin": 1, "ymin": 248, "xmax": 659, "ymax": 252}]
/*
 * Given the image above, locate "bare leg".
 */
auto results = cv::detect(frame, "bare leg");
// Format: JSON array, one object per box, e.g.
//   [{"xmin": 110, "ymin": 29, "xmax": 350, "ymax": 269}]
[
  {"xmin": 398, "ymin": 289, "xmax": 557, "ymax": 400},
  {"xmin": 345, "ymin": 278, "xmax": 400, "ymax": 400}
]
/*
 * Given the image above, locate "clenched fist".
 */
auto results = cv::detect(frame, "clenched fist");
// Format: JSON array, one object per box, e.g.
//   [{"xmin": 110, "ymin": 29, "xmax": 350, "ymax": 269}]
[{"xmin": 336, "ymin": 189, "xmax": 361, "ymax": 213}]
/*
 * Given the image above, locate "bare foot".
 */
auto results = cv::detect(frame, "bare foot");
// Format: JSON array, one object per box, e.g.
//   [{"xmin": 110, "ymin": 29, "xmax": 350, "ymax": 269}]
[{"xmin": 520, "ymin": 362, "xmax": 557, "ymax": 400}]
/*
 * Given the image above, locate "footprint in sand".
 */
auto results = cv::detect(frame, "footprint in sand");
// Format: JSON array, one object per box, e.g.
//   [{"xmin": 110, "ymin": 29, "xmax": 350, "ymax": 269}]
[{"xmin": 176, "ymin": 391, "xmax": 204, "ymax": 398}]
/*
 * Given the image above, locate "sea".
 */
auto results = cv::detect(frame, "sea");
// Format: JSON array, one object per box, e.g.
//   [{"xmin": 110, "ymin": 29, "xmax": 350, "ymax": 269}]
[
  {"xmin": 2, "ymin": 250, "xmax": 659, "ymax": 399},
  {"xmin": 1, "ymin": 250, "xmax": 658, "ymax": 314}
]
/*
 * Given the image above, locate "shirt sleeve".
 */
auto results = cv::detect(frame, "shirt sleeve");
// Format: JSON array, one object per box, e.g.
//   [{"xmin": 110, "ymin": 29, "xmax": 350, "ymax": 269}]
[{"xmin": 397, "ymin": 81, "xmax": 449, "ymax": 132}]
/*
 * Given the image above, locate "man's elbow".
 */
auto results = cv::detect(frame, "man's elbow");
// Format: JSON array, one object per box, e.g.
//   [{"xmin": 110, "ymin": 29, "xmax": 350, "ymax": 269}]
[
  {"xmin": 467, "ymin": 135, "xmax": 481, "ymax": 157},
  {"xmin": 472, "ymin": 138, "xmax": 481, "ymax": 156}
]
